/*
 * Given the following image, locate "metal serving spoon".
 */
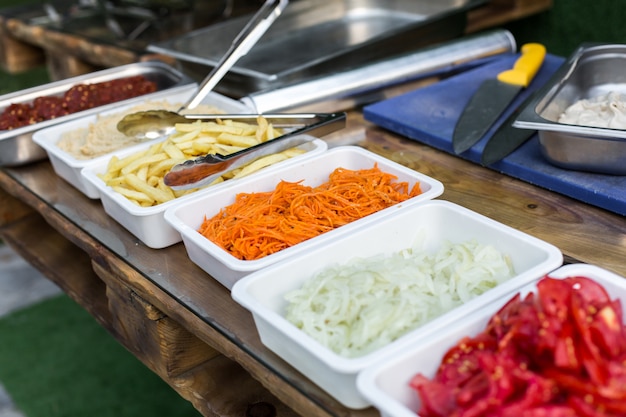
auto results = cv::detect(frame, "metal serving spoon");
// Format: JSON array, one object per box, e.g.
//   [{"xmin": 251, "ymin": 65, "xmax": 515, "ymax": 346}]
[{"xmin": 117, "ymin": 0, "xmax": 288, "ymax": 140}]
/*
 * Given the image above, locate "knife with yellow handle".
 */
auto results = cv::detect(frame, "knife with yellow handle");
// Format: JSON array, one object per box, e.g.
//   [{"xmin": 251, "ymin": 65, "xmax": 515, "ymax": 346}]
[{"xmin": 452, "ymin": 43, "xmax": 546, "ymax": 154}]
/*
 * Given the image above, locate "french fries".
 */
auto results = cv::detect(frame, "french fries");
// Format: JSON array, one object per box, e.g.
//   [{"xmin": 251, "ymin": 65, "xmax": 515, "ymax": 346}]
[{"xmin": 97, "ymin": 116, "xmax": 305, "ymax": 207}]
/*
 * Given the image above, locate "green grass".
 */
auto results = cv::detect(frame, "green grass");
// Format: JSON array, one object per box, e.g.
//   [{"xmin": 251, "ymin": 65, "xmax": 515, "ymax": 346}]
[
  {"xmin": 0, "ymin": 295, "xmax": 200, "ymax": 417},
  {"xmin": 0, "ymin": 0, "xmax": 49, "ymax": 92},
  {"xmin": 0, "ymin": 66, "xmax": 49, "ymax": 95},
  {"xmin": 504, "ymin": 0, "xmax": 626, "ymax": 57}
]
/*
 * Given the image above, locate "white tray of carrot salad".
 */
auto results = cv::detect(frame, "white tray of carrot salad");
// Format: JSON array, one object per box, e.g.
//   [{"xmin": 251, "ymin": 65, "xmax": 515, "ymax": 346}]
[
  {"xmin": 163, "ymin": 145, "xmax": 445, "ymax": 289},
  {"xmin": 81, "ymin": 115, "xmax": 328, "ymax": 249}
]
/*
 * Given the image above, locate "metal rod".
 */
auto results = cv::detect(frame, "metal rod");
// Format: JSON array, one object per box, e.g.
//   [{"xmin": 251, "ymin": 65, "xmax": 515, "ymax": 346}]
[{"xmin": 241, "ymin": 30, "xmax": 517, "ymax": 113}]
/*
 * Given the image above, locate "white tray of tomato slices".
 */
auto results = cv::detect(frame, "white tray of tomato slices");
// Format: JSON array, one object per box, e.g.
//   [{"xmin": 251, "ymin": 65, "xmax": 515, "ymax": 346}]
[{"xmin": 357, "ymin": 263, "xmax": 626, "ymax": 417}]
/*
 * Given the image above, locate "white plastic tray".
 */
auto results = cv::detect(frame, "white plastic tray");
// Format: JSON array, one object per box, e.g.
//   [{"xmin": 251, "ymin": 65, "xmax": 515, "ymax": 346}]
[
  {"xmin": 231, "ymin": 200, "xmax": 562, "ymax": 409},
  {"xmin": 164, "ymin": 146, "xmax": 445, "ymax": 288},
  {"xmin": 33, "ymin": 85, "xmax": 250, "ymax": 199},
  {"xmin": 356, "ymin": 264, "xmax": 622, "ymax": 417},
  {"xmin": 82, "ymin": 136, "xmax": 328, "ymax": 249}
]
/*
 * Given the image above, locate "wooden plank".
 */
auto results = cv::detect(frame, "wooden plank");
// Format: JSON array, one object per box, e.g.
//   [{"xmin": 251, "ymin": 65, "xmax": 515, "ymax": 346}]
[
  {"xmin": 95, "ymin": 246, "xmax": 343, "ymax": 417},
  {"xmin": 0, "ymin": 187, "xmax": 301, "ymax": 417},
  {"xmin": 96, "ymin": 261, "xmax": 299, "ymax": 417},
  {"xmin": 467, "ymin": 0, "xmax": 553, "ymax": 33},
  {"xmin": 0, "ymin": 170, "xmax": 317, "ymax": 417},
  {"xmin": 0, "ymin": 15, "xmax": 44, "ymax": 73},
  {"xmin": 0, "ymin": 186, "xmax": 34, "ymax": 226},
  {"xmin": 46, "ymin": 52, "xmax": 99, "ymax": 82},
  {"xmin": 96, "ymin": 260, "xmax": 221, "ymax": 376},
  {"xmin": 0, "ymin": 209, "xmax": 111, "ymax": 325},
  {"xmin": 166, "ymin": 354, "xmax": 301, "ymax": 417},
  {"xmin": 2, "ymin": 16, "xmax": 138, "ymax": 79}
]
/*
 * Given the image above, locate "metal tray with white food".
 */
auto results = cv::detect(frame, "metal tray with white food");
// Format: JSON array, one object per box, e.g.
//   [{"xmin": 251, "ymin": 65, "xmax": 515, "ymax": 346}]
[
  {"xmin": 514, "ymin": 43, "xmax": 626, "ymax": 174},
  {"xmin": 0, "ymin": 61, "xmax": 194, "ymax": 167},
  {"xmin": 148, "ymin": 0, "xmax": 485, "ymax": 96}
]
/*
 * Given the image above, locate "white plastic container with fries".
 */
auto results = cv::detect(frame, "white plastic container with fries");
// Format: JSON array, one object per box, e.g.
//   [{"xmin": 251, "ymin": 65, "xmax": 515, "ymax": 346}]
[{"xmin": 94, "ymin": 115, "xmax": 319, "ymax": 207}]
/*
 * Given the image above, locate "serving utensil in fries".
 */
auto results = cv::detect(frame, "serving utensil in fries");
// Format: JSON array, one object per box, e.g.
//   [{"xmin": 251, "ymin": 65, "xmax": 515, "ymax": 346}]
[
  {"xmin": 163, "ymin": 112, "xmax": 346, "ymax": 190},
  {"xmin": 99, "ymin": 113, "xmax": 345, "ymax": 207}
]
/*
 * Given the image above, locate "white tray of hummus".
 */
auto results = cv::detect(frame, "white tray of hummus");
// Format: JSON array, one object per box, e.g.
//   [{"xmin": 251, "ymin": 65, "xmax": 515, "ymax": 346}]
[{"xmin": 33, "ymin": 85, "xmax": 251, "ymax": 199}]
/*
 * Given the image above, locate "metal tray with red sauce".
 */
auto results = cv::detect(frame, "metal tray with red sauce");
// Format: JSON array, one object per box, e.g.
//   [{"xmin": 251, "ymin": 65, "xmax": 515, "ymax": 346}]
[{"xmin": 0, "ymin": 60, "xmax": 194, "ymax": 167}]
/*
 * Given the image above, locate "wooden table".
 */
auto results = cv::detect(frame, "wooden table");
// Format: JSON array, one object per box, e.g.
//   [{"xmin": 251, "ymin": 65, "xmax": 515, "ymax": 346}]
[{"xmin": 0, "ymin": 85, "xmax": 624, "ymax": 416}]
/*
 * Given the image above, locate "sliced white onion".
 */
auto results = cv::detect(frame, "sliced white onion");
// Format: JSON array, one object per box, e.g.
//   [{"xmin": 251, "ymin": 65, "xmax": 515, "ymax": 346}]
[{"xmin": 284, "ymin": 240, "xmax": 514, "ymax": 358}]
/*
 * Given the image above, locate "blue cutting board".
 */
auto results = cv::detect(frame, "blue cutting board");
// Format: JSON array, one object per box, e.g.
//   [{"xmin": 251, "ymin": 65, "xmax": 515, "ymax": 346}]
[{"xmin": 364, "ymin": 53, "xmax": 626, "ymax": 216}]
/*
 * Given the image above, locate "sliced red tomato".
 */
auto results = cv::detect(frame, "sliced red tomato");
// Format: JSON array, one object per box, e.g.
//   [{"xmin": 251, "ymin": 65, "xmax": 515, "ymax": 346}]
[
  {"xmin": 537, "ymin": 277, "xmax": 573, "ymax": 318},
  {"xmin": 433, "ymin": 332, "xmax": 497, "ymax": 390},
  {"xmin": 565, "ymin": 276, "xmax": 611, "ymax": 305},
  {"xmin": 487, "ymin": 292, "xmax": 545, "ymax": 355},
  {"xmin": 410, "ymin": 375, "xmax": 457, "ymax": 417},
  {"xmin": 600, "ymin": 359, "xmax": 626, "ymax": 401},
  {"xmin": 588, "ymin": 302, "xmax": 626, "ymax": 358},
  {"xmin": 568, "ymin": 282, "xmax": 625, "ymax": 384},
  {"xmin": 543, "ymin": 367, "xmax": 600, "ymax": 397},
  {"xmin": 441, "ymin": 332, "xmax": 498, "ymax": 365},
  {"xmin": 568, "ymin": 395, "xmax": 626, "ymax": 417},
  {"xmin": 410, "ymin": 275, "xmax": 626, "ymax": 417},
  {"xmin": 552, "ymin": 320, "xmax": 581, "ymax": 370}
]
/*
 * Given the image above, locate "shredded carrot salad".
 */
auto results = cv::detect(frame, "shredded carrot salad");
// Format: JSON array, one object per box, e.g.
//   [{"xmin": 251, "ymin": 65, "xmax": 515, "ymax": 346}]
[{"xmin": 198, "ymin": 165, "xmax": 423, "ymax": 260}]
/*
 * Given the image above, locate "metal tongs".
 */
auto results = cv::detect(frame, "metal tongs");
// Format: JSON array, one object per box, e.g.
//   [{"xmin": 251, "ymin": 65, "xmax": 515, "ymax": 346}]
[
  {"xmin": 117, "ymin": 0, "xmax": 289, "ymax": 140},
  {"xmin": 162, "ymin": 112, "xmax": 346, "ymax": 190},
  {"xmin": 185, "ymin": 0, "xmax": 288, "ymax": 110}
]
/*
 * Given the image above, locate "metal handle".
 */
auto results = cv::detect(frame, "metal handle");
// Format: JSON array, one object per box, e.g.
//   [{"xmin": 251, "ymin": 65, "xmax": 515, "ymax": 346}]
[
  {"xmin": 183, "ymin": 0, "xmax": 289, "ymax": 110},
  {"xmin": 163, "ymin": 112, "xmax": 346, "ymax": 189}
]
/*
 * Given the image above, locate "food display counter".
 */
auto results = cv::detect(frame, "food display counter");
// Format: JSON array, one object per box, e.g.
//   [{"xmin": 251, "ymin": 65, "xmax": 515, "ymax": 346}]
[
  {"xmin": 0, "ymin": 80, "xmax": 624, "ymax": 415},
  {"xmin": 1, "ymin": 1, "xmax": 625, "ymax": 416}
]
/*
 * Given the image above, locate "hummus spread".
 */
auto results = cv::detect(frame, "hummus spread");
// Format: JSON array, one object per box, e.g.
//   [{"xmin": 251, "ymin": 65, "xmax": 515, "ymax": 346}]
[
  {"xmin": 558, "ymin": 91, "xmax": 626, "ymax": 129},
  {"xmin": 57, "ymin": 100, "xmax": 222, "ymax": 160}
]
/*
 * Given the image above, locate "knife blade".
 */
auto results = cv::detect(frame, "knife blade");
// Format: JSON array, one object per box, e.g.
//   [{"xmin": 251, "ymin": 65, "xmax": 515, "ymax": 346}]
[
  {"xmin": 163, "ymin": 112, "xmax": 346, "ymax": 190},
  {"xmin": 480, "ymin": 99, "xmax": 536, "ymax": 166},
  {"xmin": 452, "ymin": 43, "xmax": 546, "ymax": 154}
]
